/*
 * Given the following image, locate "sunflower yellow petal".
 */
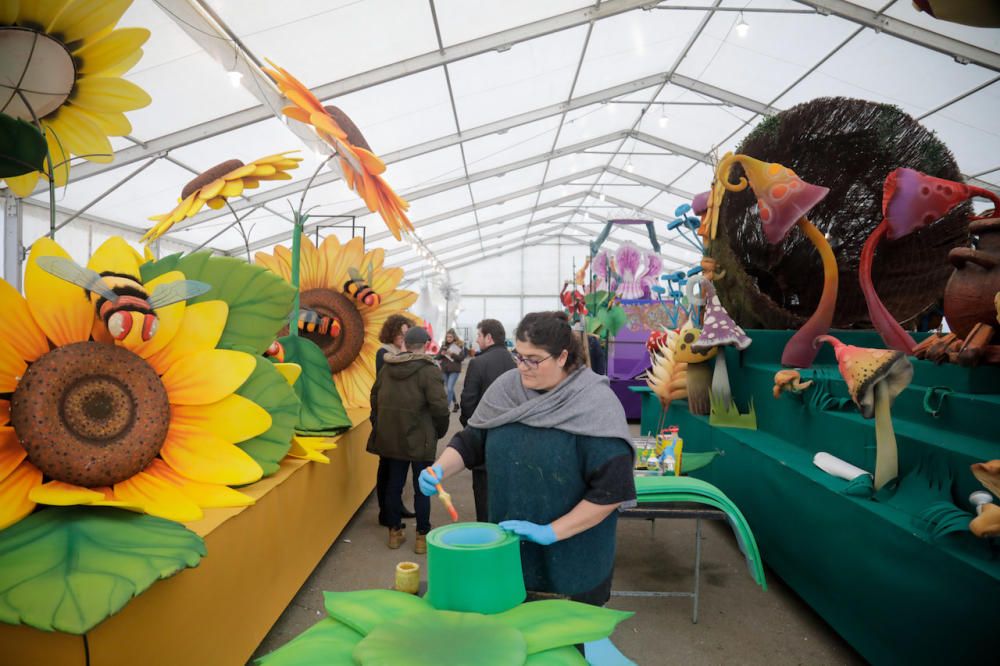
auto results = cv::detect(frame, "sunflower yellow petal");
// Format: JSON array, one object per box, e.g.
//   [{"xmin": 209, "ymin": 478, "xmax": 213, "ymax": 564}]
[
  {"xmin": 287, "ymin": 444, "xmax": 330, "ymax": 463},
  {"xmin": 206, "ymin": 197, "xmax": 226, "ymax": 210},
  {"xmin": 323, "ymin": 235, "xmax": 364, "ymax": 288},
  {"xmin": 224, "ymin": 164, "xmax": 257, "ymax": 180},
  {"xmin": 71, "ymin": 77, "xmax": 152, "ymax": 113},
  {"xmin": 47, "ymin": 108, "xmax": 114, "ymax": 163},
  {"xmin": 20, "ymin": 0, "xmax": 67, "ymax": 31},
  {"xmin": 0, "ymin": 279, "xmax": 49, "ymax": 362},
  {"xmin": 298, "ymin": 234, "xmax": 322, "ymax": 291},
  {"xmin": 363, "ymin": 247, "xmax": 385, "ymax": 274},
  {"xmin": 170, "ymin": 394, "xmax": 271, "ymax": 444},
  {"xmin": 117, "ymin": 270, "xmax": 186, "ymax": 359},
  {"xmin": 370, "ymin": 266, "xmax": 403, "ymax": 295},
  {"xmin": 0, "ymin": 334, "xmax": 27, "ymax": 394},
  {"xmin": 73, "ymin": 27, "xmax": 150, "ymax": 76},
  {"xmin": 113, "ymin": 470, "xmax": 203, "ymax": 522},
  {"xmin": 49, "ymin": 0, "xmax": 130, "ymax": 42},
  {"xmin": 299, "ymin": 435, "xmax": 337, "ymax": 452},
  {"xmin": 3, "ymin": 170, "xmax": 42, "ymax": 198},
  {"xmin": 253, "ymin": 252, "xmax": 290, "ymax": 282},
  {"xmin": 65, "ymin": 105, "xmax": 131, "ymax": 137},
  {"xmin": 160, "ymin": 349, "xmax": 256, "ymax": 405},
  {"xmin": 0, "ymin": 461, "xmax": 42, "ymax": 530},
  {"xmin": 0, "ymin": 427, "xmax": 27, "ymax": 483},
  {"xmin": 0, "ymin": 2, "xmax": 17, "ymax": 24},
  {"xmin": 145, "ymin": 459, "xmax": 254, "ymax": 509},
  {"xmin": 29, "ymin": 480, "xmax": 105, "ymax": 506},
  {"xmin": 160, "ymin": 425, "xmax": 262, "ymax": 485},
  {"xmin": 273, "ymin": 362, "xmax": 301, "ymax": 386},
  {"xmin": 219, "ymin": 179, "xmax": 244, "ymax": 198},
  {"xmin": 145, "ymin": 300, "xmax": 228, "ymax": 375},
  {"xmin": 273, "ymin": 245, "xmax": 294, "ymax": 281},
  {"xmin": 94, "ymin": 47, "xmax": 142, "ymax": 78},
  {"xmin": 86, "ymin": 236, "xmax": 140, "ymax": 276},
  {"xmin": 0, "ymin": 400, "xmax": 9, "ymax": 426}
]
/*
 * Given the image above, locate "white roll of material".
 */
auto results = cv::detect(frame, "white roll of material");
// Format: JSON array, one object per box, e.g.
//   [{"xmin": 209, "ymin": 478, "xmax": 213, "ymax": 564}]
[{"xmin": 813, "ymin": 452, "xmax": 871, "ymax": 481}]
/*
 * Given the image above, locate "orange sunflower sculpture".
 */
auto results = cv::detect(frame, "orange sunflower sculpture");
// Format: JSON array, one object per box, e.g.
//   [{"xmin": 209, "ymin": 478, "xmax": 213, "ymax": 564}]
[
  {"xmin": 143, "ymin": 151, "xmax": 303, "ymax": 243},
  {"xmin": 255, "ymin": 235, "xmax": 417, "ymax": 408},
  {"xmin": 0, "ymin": 0, "xmax": 152, "ymax": 196},
  {"xmin": 0, "ymin": 237, "xmax": 271, "ymax": 529},
  {"xmin": 262, "ymin": 60, "xmax": 414, "ymax": 240}
]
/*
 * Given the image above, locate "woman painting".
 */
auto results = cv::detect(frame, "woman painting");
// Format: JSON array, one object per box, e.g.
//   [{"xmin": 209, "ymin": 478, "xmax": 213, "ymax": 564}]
[
  {"xmin": 420, "ymin": 311, "xmax": 635, "ymax": 605},
  {"xmin": 436, "ymin": 329, "xmax": 467, "ymax": 413}
]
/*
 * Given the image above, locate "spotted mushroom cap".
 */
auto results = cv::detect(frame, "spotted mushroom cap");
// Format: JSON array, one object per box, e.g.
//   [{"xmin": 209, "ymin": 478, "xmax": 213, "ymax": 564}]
[
  {"xmin": 816, "ymin": 335, "xmax": 913, "ymax": 419},
  {"xmin": 691, "ymin": 294, "xmax": 751, "ymax": 352}
]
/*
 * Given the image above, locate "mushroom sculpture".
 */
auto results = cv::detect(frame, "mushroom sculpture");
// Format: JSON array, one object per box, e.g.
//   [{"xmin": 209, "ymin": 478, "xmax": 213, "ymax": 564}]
[
  {"xmin": 715, "ymin": 153, "xmax": 832, "ymax": 368},
  {"xmin": 860, "ymin": 167, "xmax": 1000, "ymax": 354},
  {"xmin": 970, "ymin": 460, "xmax": 1000, "ymax": 537},
  {"xmin": 672, "ymin": 321, "xmax": 717, "ymax": 415},
  {"xmin": 815, "ymin": 335, "xmax": 914, "ymax": 490},
  {"xmin": 691, "ymin": 287, "xmax": 754, "ymax": 428}
]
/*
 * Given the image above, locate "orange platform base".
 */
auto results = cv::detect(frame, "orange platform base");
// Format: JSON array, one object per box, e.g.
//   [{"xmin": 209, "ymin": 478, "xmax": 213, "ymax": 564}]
[{"xmin": 1, "ymin": 409, "xmax": 375, "ymax": 666}]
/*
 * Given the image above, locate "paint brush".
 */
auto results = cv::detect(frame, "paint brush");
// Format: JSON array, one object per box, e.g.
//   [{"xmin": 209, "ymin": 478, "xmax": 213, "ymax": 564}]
[{"xmin": 426, "ymin": 467, "xmax": 459, "ymax": 522}]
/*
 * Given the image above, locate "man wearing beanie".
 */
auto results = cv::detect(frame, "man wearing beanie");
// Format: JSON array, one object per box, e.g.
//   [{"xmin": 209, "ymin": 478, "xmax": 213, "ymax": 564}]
[{"xmin": 366, "ymin": 326, "xmax": 449, "ymax": 553}]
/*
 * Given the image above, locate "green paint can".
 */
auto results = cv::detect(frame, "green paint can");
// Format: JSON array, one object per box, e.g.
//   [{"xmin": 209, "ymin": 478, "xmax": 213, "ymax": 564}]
[{"xmin": 425, "ymin": 522, "xmax": 525, "ymax": 615}]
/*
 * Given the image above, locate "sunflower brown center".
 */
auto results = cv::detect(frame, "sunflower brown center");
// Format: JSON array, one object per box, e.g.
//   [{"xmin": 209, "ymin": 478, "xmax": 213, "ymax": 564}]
[
  {"xmin": 300, "ymin": 288, "xmax": 365, "ymax": 373},
  {"xmin": 0, "ymin": 27, "xmax": 76, "ymax": 120},
  {"xmin": 11, "ymin": 342, "xmax": 170, "ymax": 487}
]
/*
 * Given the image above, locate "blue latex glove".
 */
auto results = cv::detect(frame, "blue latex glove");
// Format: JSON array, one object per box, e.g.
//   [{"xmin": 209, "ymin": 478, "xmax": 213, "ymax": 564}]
[
  {"xmin": 499, "ymin": 520, "xmax": 558, "ymax": 545},
  {"xmin": 418, "ymin": 464, "xmax": 443, "ymax": 497}
]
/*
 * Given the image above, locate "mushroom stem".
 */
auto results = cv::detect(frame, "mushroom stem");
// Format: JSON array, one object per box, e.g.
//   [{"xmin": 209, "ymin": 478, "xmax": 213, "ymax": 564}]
[
  {"xmin": 873, "ymin": 380, "xmax": 899, "ymax": 491},
  {"xmin": 859, "ymin": 221, "xmax": 917, "ymax": 354},
  {"xmin": 782, "ymin": 218, "xmax": 838, "ymax": 368},
  {"xmin": 686, "ymin": 362, "xmax": 712, "ymax": 415},
  {"xmin": 711, "ymin": 349, "xmax": 733, "ymax": 404}
]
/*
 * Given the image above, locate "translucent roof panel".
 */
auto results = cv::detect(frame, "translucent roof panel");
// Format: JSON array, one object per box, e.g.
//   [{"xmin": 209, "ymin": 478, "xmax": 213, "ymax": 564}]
[
  {"xmin": 461, "ymin": 116, "xmax": 564, "ymax": 172},
  {"xmin": 434, "ymin": 0, "xmax": 592, "ymax": 46},
  {"xmin": 322, "ymin": 68, "xmax": 457, "ymax": 156},
  {"xmin": 448, "ymin": 27, "xmax": 587, "ymax": 128},
  {"xmin": 223, "ymin": 1, "xmax": 439, "ymax": 87},
  {"xmin": 169, "ymin": 117, "xmax": 316, "ymax": 170},
  {"xmin": 384, "ymin": 146, "xmax": 467, "ymax": 193},
  {"xmin": 919, "ymin": 83, "xmax": 1000, "ymax": 177},
  {"xmin": 573, "ymin": 8, "xmax": 710, "ymax": 98},
  {"xmin": 676, "ymin": 4, "xmax": 863, "ymax": 105},
  {"xmin": 557, "ymin": 102, "xmax": 642, "ymax": 149},
  {"xmin": 882, "ymin": 2, "xmax": 1000, "ymax": 52},
  {"xmin": 667, "ymin": 161, "xmax": 716, "ymax": 197},
  {"xmin": 470, "ymin": 164, "xmax": 548, "ymax": 202},
  {"xmin": 773, "ymin": 32, "xmax": 997, "ymax": 120},
  {"xmin": 641, "ymin": 88, "xmax": 757, "ymax": 154}
]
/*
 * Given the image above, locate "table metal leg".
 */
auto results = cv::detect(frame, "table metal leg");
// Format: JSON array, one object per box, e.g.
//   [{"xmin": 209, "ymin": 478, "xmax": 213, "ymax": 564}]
[{"xmin": 693, "ymin": 517, "xmax": 702, "ymax": 624}]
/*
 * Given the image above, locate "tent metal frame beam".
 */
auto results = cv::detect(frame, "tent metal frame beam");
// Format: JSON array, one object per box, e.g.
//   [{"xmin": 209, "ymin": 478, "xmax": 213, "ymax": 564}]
[{"xmin": 794, "ymin": 0, "xmax": 1000, "ymax": 71}]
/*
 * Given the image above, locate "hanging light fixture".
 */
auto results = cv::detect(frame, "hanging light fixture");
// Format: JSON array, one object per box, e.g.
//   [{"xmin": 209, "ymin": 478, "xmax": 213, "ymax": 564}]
[
  {"xmin": 625, "ymin": 158, "xmax": 634, "ymax": 173},
  {"xmin": 599, "ymin": 190, "xmax": 606, "ymax": 202},
  {"xmin": 735, "ymin": 12, "xmax": 750, "ymax": 38},
  {"xmin": 227, "ymin": 70, "xmax": 243, "ymax": 87},
  {"xmin": 658, "ymin": 105, "xmax": 669, "ymax": 128}
]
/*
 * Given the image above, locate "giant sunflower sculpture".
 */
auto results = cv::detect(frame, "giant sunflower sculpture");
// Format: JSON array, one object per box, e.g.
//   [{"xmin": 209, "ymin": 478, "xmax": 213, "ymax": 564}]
[
  {"xmin": 262, "ymin": 60, "xmax": 414, "ymax": 240},
  {"xmin": 0, "ymin": 237, "xmax": 271, "ymax": 530},
  {"xmin": 0, "ymin": 0, "xmax": 151, "ymax": 196},
  {"xmin": 142, "ymin": 151, "xmax": 303, "ymax": 244},
  {"xmin": 255, "ymin": 235, "xmax": 416, "ymax": 408}
]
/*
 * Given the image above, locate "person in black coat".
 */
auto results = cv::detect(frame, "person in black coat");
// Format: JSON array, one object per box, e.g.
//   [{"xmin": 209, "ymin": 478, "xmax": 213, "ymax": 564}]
[
  {"xmin": 374, "ymin": 314, "xmax": 415, "ymax": 526},
  {"xmin": 459, "ymin": 318, "xmax": 517, "ymax": 521}
]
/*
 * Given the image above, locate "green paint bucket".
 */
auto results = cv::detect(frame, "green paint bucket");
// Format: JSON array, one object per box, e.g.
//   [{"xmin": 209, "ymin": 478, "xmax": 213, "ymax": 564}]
[{"xmin": 425, "ymin": 522, "xmax": 526, "ymax": 615}]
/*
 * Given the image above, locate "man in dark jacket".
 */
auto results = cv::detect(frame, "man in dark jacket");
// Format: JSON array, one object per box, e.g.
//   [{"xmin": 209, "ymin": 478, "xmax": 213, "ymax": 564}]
[
  {"xmin": 367, "ymin": 326, "xmax": 450, "ymax": 553},
  {"xmin": 459, "ymin": 318, "xmax": 517, "ymax": 521}
]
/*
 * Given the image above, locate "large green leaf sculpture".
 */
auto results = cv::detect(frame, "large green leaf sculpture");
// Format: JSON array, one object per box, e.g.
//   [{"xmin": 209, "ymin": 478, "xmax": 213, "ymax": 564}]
[
  {"xmin": 279, "ymin": 335, "xmax": 351, "ymax": 435},
  {"xmin": 0, "ymin": 508, "xmax": 205, "ymax": 634},
  {"xmin": 257, "ymin": 589, "xmax": 630, "ymax": 665},
  {"xmin": 0, "ymin": 114, "xmax": 47, "ymax": 177},
  {"xmin": 141, "ymin": 252, "xmax": 295, "ymax": 355},
  {"xmin": 235, "ymin": 357, "xmax": 300, "ymax": 476}
]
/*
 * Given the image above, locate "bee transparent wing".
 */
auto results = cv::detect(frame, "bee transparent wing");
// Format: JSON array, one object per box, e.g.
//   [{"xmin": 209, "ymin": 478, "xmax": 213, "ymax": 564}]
[
  {"xmin": 347, "ymin": 267, "xmax": 362, "ymax": 282},
  {"xmin": 36, "ymin": 256, "xmax": 119, "ymax": 302},
  {"xmin": 147, "ymin": 280, "xmax": 211, "ymax": 308}
]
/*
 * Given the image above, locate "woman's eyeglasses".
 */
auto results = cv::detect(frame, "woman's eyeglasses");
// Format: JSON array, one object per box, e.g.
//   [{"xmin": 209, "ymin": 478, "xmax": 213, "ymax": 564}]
[{"xmin": 512, "ymin": 351, "xmax": 551, "ymax": 369}]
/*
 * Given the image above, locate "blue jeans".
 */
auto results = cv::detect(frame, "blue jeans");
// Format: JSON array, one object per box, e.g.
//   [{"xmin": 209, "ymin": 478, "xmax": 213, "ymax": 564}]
[
  {"xmin": 385, "ymin": 458, "xmax": 432, "ymax": 533},
  {"xmin": 443, "ymin": 372, "xmax": 460, "ymax": 404}
]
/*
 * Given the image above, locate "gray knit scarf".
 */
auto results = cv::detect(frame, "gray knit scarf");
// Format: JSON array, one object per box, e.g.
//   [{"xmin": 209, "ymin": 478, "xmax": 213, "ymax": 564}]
[{"xmin": 469, "ymin": 366, "xmax": 634, "ymax": 452}]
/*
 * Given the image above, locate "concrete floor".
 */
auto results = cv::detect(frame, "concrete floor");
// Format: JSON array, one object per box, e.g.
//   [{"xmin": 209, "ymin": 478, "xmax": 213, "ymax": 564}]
[{"xmin": 251, "ymin": 392, "xmax": 865, "ymax": 664}]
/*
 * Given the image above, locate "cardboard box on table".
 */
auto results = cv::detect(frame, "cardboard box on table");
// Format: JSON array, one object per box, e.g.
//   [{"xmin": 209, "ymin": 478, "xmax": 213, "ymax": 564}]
[{"xmin": 1, "ymin": 409, "xmax": 376, "ymax": 666}]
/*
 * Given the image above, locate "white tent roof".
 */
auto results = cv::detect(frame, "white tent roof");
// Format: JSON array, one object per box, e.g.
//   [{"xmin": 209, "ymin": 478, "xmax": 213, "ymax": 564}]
[{"xmin": 6, "ymin": 0, "xmax": 999, "ymax": 293}]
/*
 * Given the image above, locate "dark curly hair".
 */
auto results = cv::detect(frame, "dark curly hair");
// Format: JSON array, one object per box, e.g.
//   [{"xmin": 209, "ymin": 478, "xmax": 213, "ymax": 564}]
[
  {"xmin": 378, "ymin": 314, "xmax": 414, "ymax": 344},
  {"xmin": 514, "ymin": 311, "xmax": 584, "ymax": 372}
]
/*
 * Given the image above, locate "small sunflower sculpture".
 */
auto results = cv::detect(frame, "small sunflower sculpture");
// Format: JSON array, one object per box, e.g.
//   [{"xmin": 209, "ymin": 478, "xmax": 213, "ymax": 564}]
[
  {"xmin": 256, "ymin": 235, "xmax": 417, "ymax": 409},
  {"xmin": 262, "ymin": 60, "xmax": 414, "ymax": 240},
  {"xmin": 143, "ymin": 151, "xmax": 303, "ymax": 244},
  {"xmin": 0, "ymin": 237, "xmax": 272, "ymax": 529},
  {"xmin": 0, "ymin": 0, "xmax": 152, "ymax": 196}
]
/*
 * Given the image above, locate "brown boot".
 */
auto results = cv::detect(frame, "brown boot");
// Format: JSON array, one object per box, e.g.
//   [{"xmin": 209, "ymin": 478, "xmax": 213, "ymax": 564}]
[
  {"xmin": 388, "ymin": 527, "xmax": 406, "ymax": 549},
  {"xmin": 414, "ymin": 532, "xmax": 427, "ymax": 555}
]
